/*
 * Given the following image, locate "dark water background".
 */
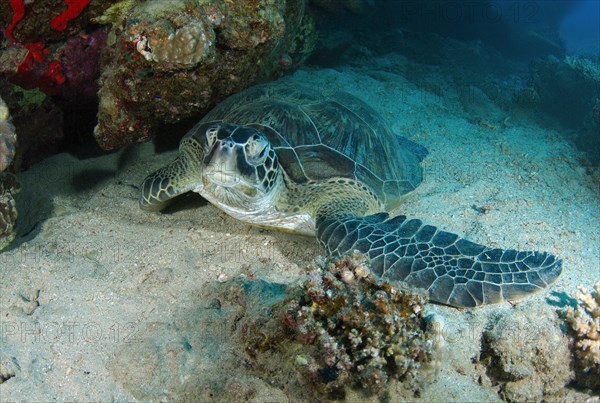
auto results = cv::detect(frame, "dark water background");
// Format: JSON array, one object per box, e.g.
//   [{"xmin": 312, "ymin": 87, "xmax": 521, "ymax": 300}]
[{"xmin": 309, "ymin": 0, "xmax": 599, "ymax": 165}]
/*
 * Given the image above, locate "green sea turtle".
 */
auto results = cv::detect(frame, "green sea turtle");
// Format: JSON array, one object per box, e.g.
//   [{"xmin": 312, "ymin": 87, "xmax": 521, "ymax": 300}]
[{"xmin": 140, "ymin": 82, "xmax": 561, "ymax": 307}]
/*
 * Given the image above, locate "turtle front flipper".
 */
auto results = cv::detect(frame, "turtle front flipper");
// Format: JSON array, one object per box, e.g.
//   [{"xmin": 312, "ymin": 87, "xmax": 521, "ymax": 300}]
[
  {"xmin": 316, "ymin": 213, "xmax": 562, "ymax": 308},
  {"xmin": 140, "ymin": 153, "xmax": 201, "ymax": 212}
]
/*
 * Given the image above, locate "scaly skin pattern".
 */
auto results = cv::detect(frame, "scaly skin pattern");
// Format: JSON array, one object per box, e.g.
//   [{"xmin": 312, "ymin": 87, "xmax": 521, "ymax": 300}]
[
  {"xmin": 316, "ymin": 211, "xmax": 562, "ymax": 308},
  {"xmin": 139, "ymin": 138, "xmax": 204, "ymax": 211}
]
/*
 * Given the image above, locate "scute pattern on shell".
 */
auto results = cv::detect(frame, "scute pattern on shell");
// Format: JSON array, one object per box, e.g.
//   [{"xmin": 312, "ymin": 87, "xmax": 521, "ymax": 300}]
[{"xmin": 195, "ymin": 82, "xmax": 423, "ymax": 209}]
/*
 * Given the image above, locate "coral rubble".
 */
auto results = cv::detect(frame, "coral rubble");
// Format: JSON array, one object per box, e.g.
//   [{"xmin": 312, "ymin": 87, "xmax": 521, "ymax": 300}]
[
  {"xmin": 229, "ymin": 252, "xmax": 433, "ymax": 400},
  {"xmin": 564, "ymin": 281, "xmax": 600, "ymax": 392}
]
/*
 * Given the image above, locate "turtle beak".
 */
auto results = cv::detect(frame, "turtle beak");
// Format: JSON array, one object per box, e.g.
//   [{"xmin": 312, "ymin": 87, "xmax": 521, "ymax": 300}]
[
  {"xmin": 205, "ymin": 169, "xmax": 241, "ymax": 188},
  {"xmin": 203, "ymin": 138, "xmax": 244, "ymax": 187}
]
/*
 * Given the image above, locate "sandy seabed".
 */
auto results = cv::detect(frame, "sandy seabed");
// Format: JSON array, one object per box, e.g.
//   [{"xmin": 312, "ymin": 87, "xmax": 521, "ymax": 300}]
[{"xmin": 1, "ymin": 66, "xmax": 598, "ymax": 401}]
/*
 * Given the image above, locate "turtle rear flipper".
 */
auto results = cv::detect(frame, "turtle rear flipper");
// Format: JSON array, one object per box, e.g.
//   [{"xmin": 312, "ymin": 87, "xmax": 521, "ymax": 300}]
[
  {"xmin": 317, "ymin": 213, "xmax": 562, "ymax": 308},
  {"xmin": 140, "ymin": 154, "xmax": 199, "ymax": 212}
]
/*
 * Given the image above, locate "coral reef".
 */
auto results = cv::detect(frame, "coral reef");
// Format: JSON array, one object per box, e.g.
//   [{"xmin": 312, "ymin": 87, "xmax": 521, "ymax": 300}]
[
  {"xmin": 563, "ymin": 281, "xmax": 600, "ymax": 392},
  {"xmin": 1, "ymin": 2, "xmax": 109, "ymax": 163},
  {"xmin": 233, "ymin": 252, "xmax": 433, "ymax": 400},
  {"xmin": 0, "ymin": 0, "xmax": 114, "ymax": 44},
  {"xmin": 481, "ymin": 305, "xmax": 573, "ymax": 401},
  {"xmin": 2, "ymin": 1, "xmax": 315, "ymax": 153},
  {"xmin": 0, "ymin": 1, "xmax": 115, "ymax": 96},
  {"xmin": 93, "ymin": 0, "xmax": 316, "ymax": 149}
]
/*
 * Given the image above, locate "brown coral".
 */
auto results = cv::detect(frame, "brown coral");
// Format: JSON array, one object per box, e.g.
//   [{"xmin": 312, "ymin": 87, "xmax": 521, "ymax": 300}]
[{"xmin": 564, "ymin": 281, "xmax": 600, "ymax": 392}]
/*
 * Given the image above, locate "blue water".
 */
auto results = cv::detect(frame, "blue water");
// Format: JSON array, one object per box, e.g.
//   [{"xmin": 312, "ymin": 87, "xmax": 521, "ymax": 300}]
[{"xmin": 560, "ymin": 0, "xmax": 600, "ymax": 55}]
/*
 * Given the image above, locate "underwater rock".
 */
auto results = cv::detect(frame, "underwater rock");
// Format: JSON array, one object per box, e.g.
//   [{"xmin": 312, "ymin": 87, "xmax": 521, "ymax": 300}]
[
  {"xmin": 0, "ymin": 0, "xmax": 114, "ymax": 44},
  {"xmin": 213, "ymin": 252, "xmax": 434, "ymax": 400},
  {"xmin": 0, "ymin": 2, "xmax": 109, "ymax": 158},
  {"xmin": 94, "ymin": 0, "xmax": 316, "ymax": 149},
  {"xmin": 529, "ymin": 55, "xmax": 600, "ymax": 165},
  {"xmin": 0, "ymin": 96, "xmax": 16, "ymax": 172},
  {"xmin": 0, "ymin": 173, "xmax": 20, "ymax": 251},
  {"xmin": 0, "ymin": 81, "xmax": 64, "ymax": 170},
  {"xmin": 61, "ymin": 28, "xmax": 108, "ymax": 108},
  {"xmin": 0, "ymin": 2, "xmax": 114, "ymax": 97},
  {"xmin": 563, "ymin": 281, "xmax": 600, "ymax": 392},
  {"xmin": 481, "ymin": 305, "xmax": 573, "ymax": 401}
]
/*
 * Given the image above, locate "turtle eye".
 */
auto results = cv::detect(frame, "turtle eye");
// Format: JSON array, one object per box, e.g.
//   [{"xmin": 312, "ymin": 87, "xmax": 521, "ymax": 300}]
[
  {"xmin": 205, "ymin": 127, "xmax": 218, "ymax": 147},
  {"xmin": 245, "ymin": 135, "xmax": 269, "ymax": 165}
]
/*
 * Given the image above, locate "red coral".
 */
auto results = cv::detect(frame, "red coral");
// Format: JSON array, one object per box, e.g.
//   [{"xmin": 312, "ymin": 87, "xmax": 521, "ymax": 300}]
[
  {"xmin": 11, "ymin": 43, "xmax": 64, "ymax": 96},
  {"xmin": 44, "ymin": 60, "xmax": 65, "ymax": 86},
  {"xmin": 5, "ymin": 0, "xmax": 26, "ymax": 41},
  {"xmin": 51, "ymin": 0, "xmax": 91, "ymax": 32},
  {"xmin": 17, "ymin": 42, "xmax": 48, "ymax": 72}
]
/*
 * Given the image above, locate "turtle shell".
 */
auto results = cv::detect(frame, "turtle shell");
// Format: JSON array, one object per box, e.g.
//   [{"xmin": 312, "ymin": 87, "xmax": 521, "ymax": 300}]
[{"xmin": 198, "ymin": 82, "xmax": 423, "ymax": 209}]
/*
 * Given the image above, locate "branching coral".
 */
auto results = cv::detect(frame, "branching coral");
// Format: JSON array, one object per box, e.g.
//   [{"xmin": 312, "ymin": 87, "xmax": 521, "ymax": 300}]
[{"xmin": 564, "ymin": 281, "xmax": 600, "ymax": 391}]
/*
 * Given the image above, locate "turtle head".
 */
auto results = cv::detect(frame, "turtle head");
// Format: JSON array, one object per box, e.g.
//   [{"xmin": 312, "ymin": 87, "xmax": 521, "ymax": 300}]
[
  {"xmin": 198, "ymin": 122, "xmax": 280, "ymax": 212},
  {"xmin": 140, "ymin": 121, "xmax": 280, "ymax": 213}
]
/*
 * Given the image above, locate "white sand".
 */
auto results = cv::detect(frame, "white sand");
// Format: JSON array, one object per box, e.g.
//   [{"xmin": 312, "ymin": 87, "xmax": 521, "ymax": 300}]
[{"xmin": 0, "ymin": 66, "xmax": 598, "ymax": 401}]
